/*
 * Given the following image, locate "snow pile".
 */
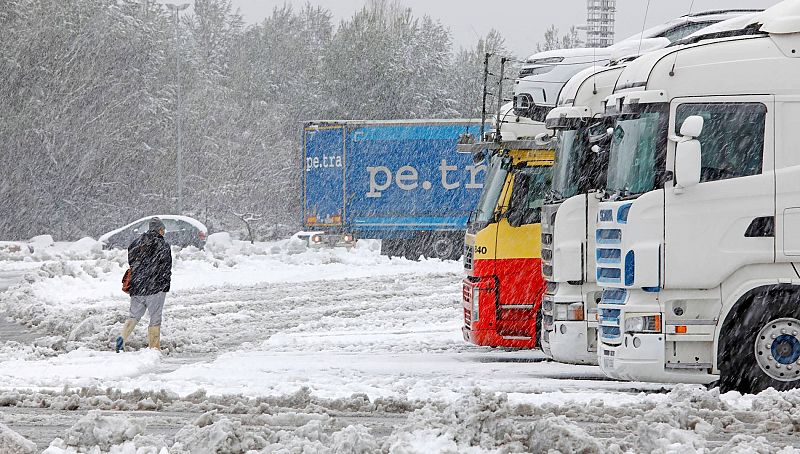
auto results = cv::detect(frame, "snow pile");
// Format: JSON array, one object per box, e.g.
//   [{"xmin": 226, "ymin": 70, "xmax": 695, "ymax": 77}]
[
  {"xmin": 0, "ymin": 349, "xmax": 161, "ymax": 389},
  {"xmin": 59, "ymin": 411, "xmax": 145, "ymax": 450},
  {"xmin": 0, "ymin": 423, "xmax": 36, "ymax": 454},
  {"xmin": 2, "ymin": 386, "xmax": 800, "ymax": 452},
  {"xmin": 29, "ymin": 235, "xmax": 55, "ymax": 252},
  {"xmin": 386, "ymin": 389, "xmax": 524, "ymax": 452},
  {"xmin": 171, "ymin": 414, "xmax": 267, "ymax": 453},
  {"xmin": 25, "ymin": 237, "xmax": 109, "ymax": 262},
  {"xmin": 203, "ymin": 231, "xmax": 234, "ymax": 255}
]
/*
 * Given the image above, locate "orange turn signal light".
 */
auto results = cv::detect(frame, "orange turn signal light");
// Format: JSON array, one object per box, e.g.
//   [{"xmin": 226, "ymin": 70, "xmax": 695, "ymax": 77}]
[{"xmin": 675, "ymin": 325, "xmax": 687, "ymax": 334}]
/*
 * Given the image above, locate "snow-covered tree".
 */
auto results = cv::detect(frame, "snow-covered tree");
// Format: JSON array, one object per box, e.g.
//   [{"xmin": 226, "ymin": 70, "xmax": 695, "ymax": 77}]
[{"xmin": 0, "ymin": 0, "xmax": 512, "ymax": 240}]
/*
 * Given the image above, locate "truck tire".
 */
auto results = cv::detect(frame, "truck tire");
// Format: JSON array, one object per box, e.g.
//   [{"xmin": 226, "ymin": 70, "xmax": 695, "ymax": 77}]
[
  {"xmin": 719, "ymin": 290, "xmax": 800, "ymax": 394},
  {"xmin": 380, "ymin": 239, "xmax": 404, "ymax": 257},
  {"xmin": 419, "ymin": 232, "xmax": 463, "ymax": 261}
]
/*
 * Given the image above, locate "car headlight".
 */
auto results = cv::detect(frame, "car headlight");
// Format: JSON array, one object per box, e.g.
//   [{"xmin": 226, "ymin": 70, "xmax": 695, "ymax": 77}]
[
  {"xmin": 311, "ymin": 234, "xmax": 322, "ymax": 244},
  {"xmin": 342, "ymin": 234, "xmax": 354, "ymax": 243},
  {"xmin": 472, "ymin": 288, "xmax": 480, "ymax": 322},
  {"xmin": 624, "ymin": 314, "xmax": 662, "ymax": 334}
]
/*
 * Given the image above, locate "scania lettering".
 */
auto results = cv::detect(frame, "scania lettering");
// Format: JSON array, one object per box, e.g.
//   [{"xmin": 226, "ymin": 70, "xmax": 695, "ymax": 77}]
[{"xmin": 594, "ymin": 2, "xmax": 800, "ymax": 393}]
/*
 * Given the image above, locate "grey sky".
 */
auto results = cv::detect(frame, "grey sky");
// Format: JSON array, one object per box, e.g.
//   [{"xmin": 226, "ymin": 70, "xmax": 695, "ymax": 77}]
[{"xmin": 228, "ymin": 0, "xmax": 780, "ymax": 58}]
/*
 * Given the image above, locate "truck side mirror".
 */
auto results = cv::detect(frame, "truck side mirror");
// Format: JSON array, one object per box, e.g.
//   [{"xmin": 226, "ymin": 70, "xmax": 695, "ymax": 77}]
[
  {"xmin": 534, "ymin": 132, "xmax": 552, "ymax": 146},
  {"xmin": 680, "ymin": 115, "xmax": 704, "ymax": 138},
  {"xmin": 674, "ymin": 140, "xmax": 701, "ymax": 189},
  {"xmin": 674, "ymin": 115, "xmax": 704, "ymax": 190}
]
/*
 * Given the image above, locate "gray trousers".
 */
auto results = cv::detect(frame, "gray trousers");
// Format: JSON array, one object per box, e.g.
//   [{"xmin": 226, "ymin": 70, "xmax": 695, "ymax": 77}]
[{"xmin": 129, "ymin": 292, "xmax": 166, "ymax": 327}]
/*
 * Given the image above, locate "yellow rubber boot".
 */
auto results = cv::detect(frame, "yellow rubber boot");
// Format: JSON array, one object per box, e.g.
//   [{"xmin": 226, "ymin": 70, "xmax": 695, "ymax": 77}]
[
  {"xmin": 148, "ymin": 326, "xmax": 161, "ymax": 350},
  {"xmin": 116, "ymin": 319, "xmax": 137, "ymax": 353}
]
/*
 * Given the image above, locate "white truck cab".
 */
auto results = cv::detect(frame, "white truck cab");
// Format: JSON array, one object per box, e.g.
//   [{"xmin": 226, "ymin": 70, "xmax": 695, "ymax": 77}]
[{"xmin": 595, "ymin": 0, "xmax": 800, "ymax": 393}]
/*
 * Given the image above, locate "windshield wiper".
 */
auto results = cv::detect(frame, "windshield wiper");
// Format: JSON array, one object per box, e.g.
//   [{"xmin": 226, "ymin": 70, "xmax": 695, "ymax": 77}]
[{"xmin": 547, "ymin": 188, "xmax": 566, "ymax": 202}]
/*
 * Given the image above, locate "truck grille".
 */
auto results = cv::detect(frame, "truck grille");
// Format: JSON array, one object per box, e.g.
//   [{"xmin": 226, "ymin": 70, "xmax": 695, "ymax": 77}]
[
  {"xmin": 463, "ymin": 283, "xmax": 472, "ymax": 328},
  {"xmin": 599, "ymin": 308, "xmax": 622, "ymax": 344},
  {"xmin": 542, "ymin": 297, "xmax": 554, "ymax": 331},
  {"xmin": 463, "ymin": 244, "xmax": 474, "ymax": 270}
]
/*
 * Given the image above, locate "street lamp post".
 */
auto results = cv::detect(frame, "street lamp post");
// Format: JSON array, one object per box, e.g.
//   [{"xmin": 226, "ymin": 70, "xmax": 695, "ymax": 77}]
[{"xmin": 165, "ymin": 2, "xmax": 190, "ymax": 214}]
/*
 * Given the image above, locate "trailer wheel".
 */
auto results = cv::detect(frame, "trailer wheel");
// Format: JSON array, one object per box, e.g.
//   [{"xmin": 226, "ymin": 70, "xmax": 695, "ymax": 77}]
[
  {"xmin": 432, "ymin": 236, "xmax": 456, "ymax": 260},
  {"xmin": 719, "ymin": 290, "xmax": 800, "ymax": 394},
  {"xmin": 380, "ymin": 239, "xmax": 405, "ymax": 258},
  {"xmin": 421, "ymin": 233, "xmax": 462, "ymax": 261}
]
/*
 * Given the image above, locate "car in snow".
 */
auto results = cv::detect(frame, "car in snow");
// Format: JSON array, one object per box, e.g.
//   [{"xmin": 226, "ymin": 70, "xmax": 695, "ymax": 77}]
[{"xmin": 99, "ymin": 215, "xmax": 208, "ymax": 250}]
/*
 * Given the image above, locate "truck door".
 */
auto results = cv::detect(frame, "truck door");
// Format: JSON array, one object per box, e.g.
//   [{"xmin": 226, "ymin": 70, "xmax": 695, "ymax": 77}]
[
  {"xmin": 774, "ymin": 98, "xmax": 800, "ymax": 261},
  {"xmin": 304, "ymin": 125, "xmax": 346, "ymax": 229},
  {"xmin": 664, "ymin": 96, "xmax": 775, "ymax": 289}
]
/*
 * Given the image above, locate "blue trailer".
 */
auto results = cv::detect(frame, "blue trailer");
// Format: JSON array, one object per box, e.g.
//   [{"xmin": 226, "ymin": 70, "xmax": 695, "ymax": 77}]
[{"xmin": 302, "ymin": 119, "xmax": 484, "ymax": 260}]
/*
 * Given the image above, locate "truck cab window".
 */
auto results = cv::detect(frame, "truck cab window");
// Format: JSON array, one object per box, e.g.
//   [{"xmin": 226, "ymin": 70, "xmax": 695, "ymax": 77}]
[
  {"xmin": 507, "ymin": 167, "xmax": 551, "ymax": 226},
  {"xmin": 675, "ymin": 102, "xmax": 766, "ymax": 183}
]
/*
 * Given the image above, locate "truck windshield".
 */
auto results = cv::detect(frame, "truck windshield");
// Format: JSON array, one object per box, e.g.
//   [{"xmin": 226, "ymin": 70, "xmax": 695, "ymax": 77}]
[
  {"xmin": 550, "ymin": 128, "xmax": 583, "ymax": 202},
  {"xmin": 605, "ymin": 104, "xmax": 668, "ymax": 198},
  {"xmin": 549, "ymin": 120, "xmax": 612, "ymax": 203},
  {"xmin": 474, "ymin": 155, "xmax": 509, "ymax": 224},
  {"xmin": 507, "ymin": 166, "xmax": 552, "ymax": 225}
]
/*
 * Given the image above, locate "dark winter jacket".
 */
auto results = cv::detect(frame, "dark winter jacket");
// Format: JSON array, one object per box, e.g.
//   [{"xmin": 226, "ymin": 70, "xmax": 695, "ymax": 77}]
[{"xmin": 127, "ymin": 230, "xmax": 172, "ymax": 296}]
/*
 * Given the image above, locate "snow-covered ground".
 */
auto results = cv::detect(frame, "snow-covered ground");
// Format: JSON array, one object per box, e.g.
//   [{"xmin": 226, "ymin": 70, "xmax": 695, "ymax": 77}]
[{"xmin": 1, "ymin": 235, "xmax": 800, "ymax": 452}]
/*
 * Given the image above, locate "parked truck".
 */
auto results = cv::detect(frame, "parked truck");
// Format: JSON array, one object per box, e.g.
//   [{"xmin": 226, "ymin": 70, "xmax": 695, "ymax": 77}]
[
  {"xmin": 537, "ymin": 11, "xmax": 756, "ymax": 366},
  {"xmin": 462, "ymin": 144, "xmax": 554, "ymax": 348},
  {"xmin": 594, "ymin": 1, "xmax": 800, "ymax": 394},
  {"xmin": 302, "ymin": 120, "xmax": 483, "ymax": 260},
  {"xmin": 539, "ymin": 64, "xmax": 626, "ymax": 364},
  {"xmin": 457, "ymin": 52, "xmax": 557, "ymax": 348}
]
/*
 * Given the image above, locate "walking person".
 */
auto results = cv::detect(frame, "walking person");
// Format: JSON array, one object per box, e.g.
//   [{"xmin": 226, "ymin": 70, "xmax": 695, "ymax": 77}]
[{"xmin": 116, "ymin": 217, "xmax": 172, "ymax": 352}]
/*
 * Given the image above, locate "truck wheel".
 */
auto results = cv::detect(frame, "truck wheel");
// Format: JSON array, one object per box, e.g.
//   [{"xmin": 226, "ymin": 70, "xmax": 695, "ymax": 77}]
[
  {"xmin": 719, "ymin": 292, "xmax": 800, "ymax": 394},
  {"xmin": 432, "ymin": 236, "xmax": 456, "ymax": 260},
  {"xmin": 380, "ymin": 239, "xmax": 403, "ymax": 257},
  {"xmin": 423, "ymin": 233, "xmax": 463, "ymax": 261}
]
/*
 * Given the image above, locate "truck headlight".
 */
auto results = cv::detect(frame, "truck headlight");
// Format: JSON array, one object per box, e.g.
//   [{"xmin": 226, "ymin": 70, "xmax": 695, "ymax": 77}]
[
  {"xmin": 472, "ymin": 288, "xmax": 480, "ymax": 322},
  {"xmin": 554, "ymin": 302, "xmax": 584, "ymax": 321},
  {"xmin": 555, "ymin": 304, "xmax": 568, "ymax": 321},
  {"xmin": 567, "ymin": 302, "xmax": 584, "ymax": 321},
  {"xmin": 311, "ymin": 234, "xmax": 322, "ymax": 244},
  {"xmin": 624, "ymin": 314, "xmax": 662, "ymax": 334}
]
